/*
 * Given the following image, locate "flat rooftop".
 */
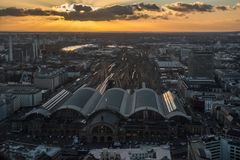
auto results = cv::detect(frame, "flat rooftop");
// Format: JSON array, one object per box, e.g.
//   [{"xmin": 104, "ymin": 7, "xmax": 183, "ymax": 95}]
[
  {"xmin": 155, "ymin": 60, "xmax": 185, "ymax": 68},
  {"xmin": 90, "ymin": 145, "xmax": 171, "ymax": 160},
  {"xmin": 0, "ymin": 83, "xmax": 41, "ymax": 94},
  {"xmin": 0, "ymin": 140, "xmax": 61, "ymax": 159}
]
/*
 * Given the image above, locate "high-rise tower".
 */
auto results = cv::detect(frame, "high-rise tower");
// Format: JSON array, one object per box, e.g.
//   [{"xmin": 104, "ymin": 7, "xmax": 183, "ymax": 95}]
[
  {"xmin": 8, "ymin": 35, "xmax": 13, "ymax": 62},
  {"xmin": 188, "ymin": 51, "xmax": 214, "ymax": 79}
]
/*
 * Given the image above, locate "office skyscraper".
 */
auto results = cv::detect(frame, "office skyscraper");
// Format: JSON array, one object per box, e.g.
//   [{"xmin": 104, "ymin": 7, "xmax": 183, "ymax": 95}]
[{"xmin": 188, "ymin": 51, "xmax": 214, "ymax": 79}]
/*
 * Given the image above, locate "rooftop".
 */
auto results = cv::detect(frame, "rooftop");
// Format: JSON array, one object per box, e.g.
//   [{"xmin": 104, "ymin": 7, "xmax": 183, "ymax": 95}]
[
  {"xmin": 0, "ymin": 141, "xmax": 61, "ymax": 159},
  {"xmin": 90, "ymin": 145, "xmax": 171, "ymax": 160},
  {"xmin": 35, "ymin": 67, "xmax": 65, "ymax": 78},
  {"xmin": 0, "ymin": 83, "xmax": 41, "ymax": 94},
  {"xmin": 24, "ymin": 87, "xmax": 191, "ymax": 120},
  {"xmin": 155, "ymin": 60, "xmax": 185, "ymax": 68}
]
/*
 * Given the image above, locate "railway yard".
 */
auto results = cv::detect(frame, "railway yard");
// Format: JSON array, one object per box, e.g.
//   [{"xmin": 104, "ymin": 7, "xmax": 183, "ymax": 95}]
[{"xmin": 81, "ymin": 47, "xmax": 165, "ymax": 94}]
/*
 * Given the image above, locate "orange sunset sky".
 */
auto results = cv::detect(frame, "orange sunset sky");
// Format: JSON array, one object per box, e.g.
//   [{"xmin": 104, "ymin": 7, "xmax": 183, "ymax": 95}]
[{"xmin": 0, "ymin": 0, "xmax": 239, "ymax": 32}]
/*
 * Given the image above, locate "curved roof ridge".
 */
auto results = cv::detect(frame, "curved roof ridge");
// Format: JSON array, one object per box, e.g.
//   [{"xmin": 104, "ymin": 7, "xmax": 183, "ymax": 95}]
[
  {"xmin": 24, "ymin": 108, "xmax": 50, "ymax": 118},
  {"xmin": 56, "ymin": 104, "xmax": 85, "ymax": 117},
  {"xmin": 132, "ymin": 88, "xmax": 158, "ymax": 113},
  {"xmin": 134, "ymin": 106, "xmax": 159, "ymax": 113},
  {"xmin": 74, "ymin": 87, "xmax": 98, "ymax": 94},
  {"xmin": 166, "ymin": 111, "xmax": 191, "ymax": 120},
  {"xmin": 135, "ymin": 87, "xmax": 156, "ymax": 93},
  {"xmin": 107, "ymin": 87, "xmax": 127, "ymax": 93}
]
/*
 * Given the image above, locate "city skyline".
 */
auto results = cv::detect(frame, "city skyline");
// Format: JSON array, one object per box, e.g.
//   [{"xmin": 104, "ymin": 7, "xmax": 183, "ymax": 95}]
[
  {"xmin": 0, "ymin": 27, "xmax": 240, "ymax": 159},
  {"xmin": 0, "ymin": 0, "xmax": 240, "ymax": 32}
]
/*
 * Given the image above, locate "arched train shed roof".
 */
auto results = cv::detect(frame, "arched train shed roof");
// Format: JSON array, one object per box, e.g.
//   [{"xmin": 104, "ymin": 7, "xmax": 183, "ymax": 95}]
[
  {"xmin": 24, "ymin": 108, "xmax": 50, "ymax": 119},
  {"xmin": 54, "ymin": 87, "xmax": 101, "ymax": 116},
  {"xmin": 27, "ymin": 87, "xmax": 190, "ymax": 120},
  {"xmin": 161, "ymin": 91, "xmax": 191, "ymax": 120},
  {"xmin": 93, "ymin": 88, "xmax": 128, "ymax": 116},
  {"xmin": 121, "ymin": 88, "xmax": 165, "ymax": 118}
]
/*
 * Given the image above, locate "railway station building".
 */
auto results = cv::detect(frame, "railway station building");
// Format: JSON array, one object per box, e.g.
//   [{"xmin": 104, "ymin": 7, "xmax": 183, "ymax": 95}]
[{"xmin": 15, "ymin": 87, "xmax": 191, "ymax": 144}]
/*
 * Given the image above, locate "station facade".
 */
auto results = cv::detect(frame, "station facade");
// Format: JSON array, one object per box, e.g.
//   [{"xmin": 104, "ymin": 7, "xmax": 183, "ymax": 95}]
[{"xmin": 15, "ymin": 87, "xmax": 192, "ymax": 143}]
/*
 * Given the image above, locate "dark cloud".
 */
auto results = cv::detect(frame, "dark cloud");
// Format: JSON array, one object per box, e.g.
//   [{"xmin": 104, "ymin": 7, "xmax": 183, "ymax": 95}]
[
  {"xmin": 0, "ymin": 7, "xmax": 64, "ymax": 17},
  {"xmin": 166, "ymin": 2, "xmax": 214, "ymax": 12},
  {"xmin": 2, "ymin": 2, "xmax": 236, "ymax": 21},
  {"xmin": 24, "ymin": 8, "xmax": 49, "ymax": 15},
  {"xmin": 63, "ymin": 3, "xmax": 163, "ymax": 21},
  {"xmin": 0, "ymin": 7, "xmax": 24, "ymax": 16},
  {"xmin": 133, "ymin": 3, "xmax": 160, "ymax": 11},
  {"xmin": 0, "ymin": 3, "xmax": 159, "ymax": 21},
  {"xmin": 165, "ymin": 2, "xmax": 240, "ymax": 13},
  {"xmin": 64, "ymin": 5, "xmax": 134, "ymax": 21},
  {"xmin": 73, "ymin": 4, "xmax": 92, "ymax": 12},
  {"xmin": 215, "ymin": 6, "xmax": 229, "ymax": 11},
  {"xmin": 125, "ymin": 14, "xmax": 150, "ymax": 20}
]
